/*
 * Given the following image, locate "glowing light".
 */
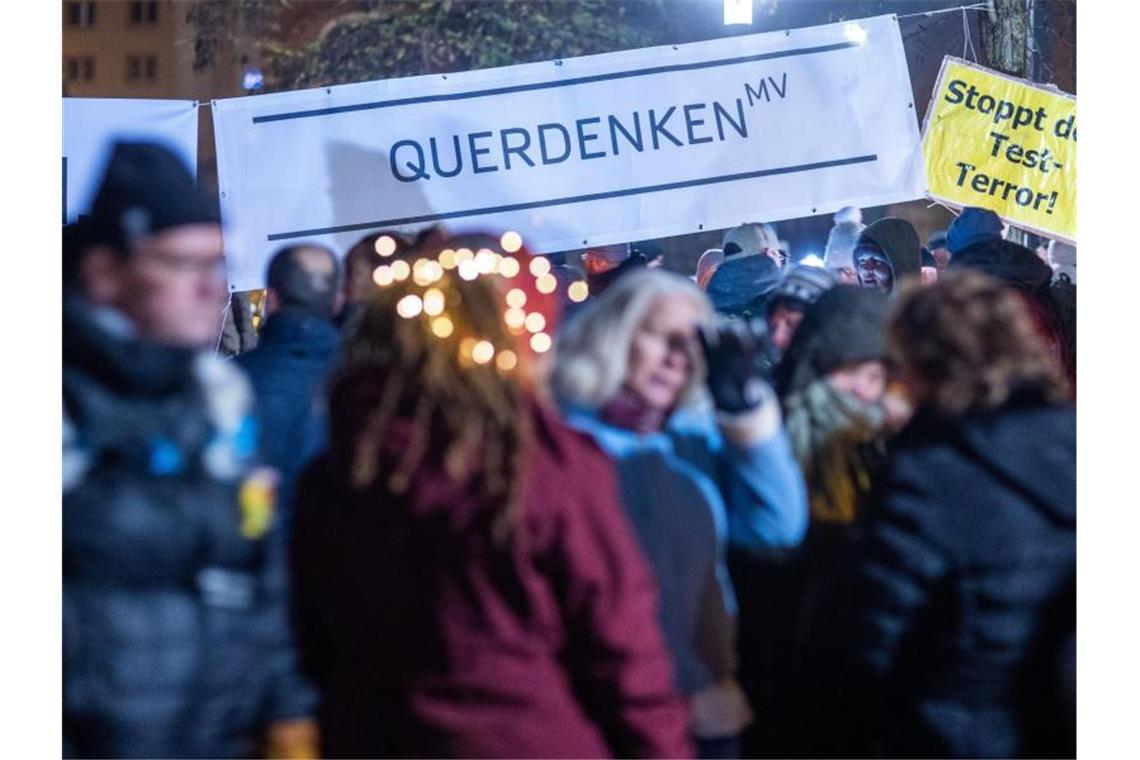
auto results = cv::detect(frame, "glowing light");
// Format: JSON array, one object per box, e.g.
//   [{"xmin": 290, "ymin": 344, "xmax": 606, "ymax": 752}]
[
  {"xmin": 800, "ymin": 253, "xmax": 826, "ymax": 268},
  {"xmin": 391, "ymin": 260, "xmax": 411, "ymax": 281},
  {"xmin": 567, "ymin": 281, "xmax": 589, "ymax": 302},
  {"xmin": 459, "ymin": 337, "xmax": 478, "ymax": 359},
  {"xmin": 723, "ymin": 0, "xmax": 753, "ymax": 25},
  {"xmin": 413, "ymin": 258, "xmax": 433, "ymax": 286},
  {"xmin": 374, "ymin": 235, "xmax": 397, "ymax": 257},
  {"xmin": 530, "ymin": 332, "xmax": 552, "ymax": 353},
  {"xmin": 529, "ymin": 256, "xmax": 551, "ymax": 277},
  {"xmin": 431, "ymin": 316, "xmax": 454, "ymax": 338},
  {"xmin": 423, "ymin": 288, "xmax": 446, "ymax": 316},
  {"xmin": 455, "ymin": 248, "xmax": 475, "ymax": 264},
  {"xmin": 372, "ymin": 265, "xmax": 394, "ymax": 287},
  {"xmin": 524, "ymin": 312, "xmax": 546, "ymax": 333},
  {"xmin": 396, "ymin": 294, "xmax": 423, "ymax": 319},
  {"xmin": 504, "ymin": 307, "xmax": 527, "ymax": 330},
  {"xmin": 499, "ymin": 257, "xmax": 520, "ymax": 278},
  {"xmin": 415, "ymin": 260, "xmax": 444, "ymax": 285},
  {"xmin": 438, "ymin": 249, "xmax": 457, "ymax": 269},
  {"xmin": 500, "ymin": 230, "xmax": 523, "ymax": 253},
  {"xmin": 475, "ymin": 249, "xmax": 497, "ymax": 274},
  {"xmin": 843, "ymin": 23, "xmax": 868, "ymax": 45},
  {"xmin": 458, "ymin": 260, "xmax": 479, "ymax": 281},
  {"xmin": 536, "ymin": 273, "xmax": 558, "ymax": 294},
  {"xmin": 472, "ymin": 340, "xmax": 495, "ymax": 364},
  {"xmin": 496, "ymin": 350, "xmax": 518, "ymax": 372},
  {"xmin": 506, "ymin": 288, "xmax": 527, "ymax": 309}
]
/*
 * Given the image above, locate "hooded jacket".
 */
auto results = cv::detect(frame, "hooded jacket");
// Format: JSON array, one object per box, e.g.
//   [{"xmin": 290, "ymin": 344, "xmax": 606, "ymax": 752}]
[
  {"xmin": 856, "ymin": 218, "xmax": 922, "ymax": 283},
  {"xmin": 830, "ymin": 393, "xmax": 1076, "ymax": 757}
]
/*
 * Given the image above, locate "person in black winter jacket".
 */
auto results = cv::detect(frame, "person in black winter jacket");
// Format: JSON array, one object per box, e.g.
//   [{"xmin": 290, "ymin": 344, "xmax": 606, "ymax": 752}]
[
  {"xmin": 819, "ymin": 270, "xmax": 1075, "ymax": 758},
  {"xmin": 237, "ymin": 244, "xmax": 341, "ymax": 536},
  {"xmin": 62, "ymin": 142, "xmax": 316, "ymax": 758}
]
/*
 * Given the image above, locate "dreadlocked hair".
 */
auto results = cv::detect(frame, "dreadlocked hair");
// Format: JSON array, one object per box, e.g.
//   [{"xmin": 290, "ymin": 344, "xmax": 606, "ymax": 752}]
[{"xmin": 337, "ymin": 244, "xmax": 532, "ymax": 548}]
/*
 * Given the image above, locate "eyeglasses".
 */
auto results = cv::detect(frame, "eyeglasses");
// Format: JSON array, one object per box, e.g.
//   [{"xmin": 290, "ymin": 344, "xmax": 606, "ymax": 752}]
[{"xmin": 136, "ymin": 250, "xmax": 228, "ymax": 279}]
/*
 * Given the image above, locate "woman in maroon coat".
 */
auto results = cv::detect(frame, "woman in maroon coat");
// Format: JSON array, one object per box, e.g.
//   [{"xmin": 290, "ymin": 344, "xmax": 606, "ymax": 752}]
[{"xmin": 290, "ymin": 232, "xmax": 691, "ymax": 759}]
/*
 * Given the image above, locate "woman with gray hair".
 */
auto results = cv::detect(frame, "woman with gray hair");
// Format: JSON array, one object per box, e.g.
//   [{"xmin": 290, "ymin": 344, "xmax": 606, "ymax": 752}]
[{"xmin": 552, "ymin": 268, "xmax": 808, "ymax": 758}]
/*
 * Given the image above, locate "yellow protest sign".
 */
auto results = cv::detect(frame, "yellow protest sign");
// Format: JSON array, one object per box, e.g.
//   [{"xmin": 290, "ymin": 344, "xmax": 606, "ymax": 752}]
[{"xmin": 922, "ymin": 57, "xmax": 1076, "ymax": 243}]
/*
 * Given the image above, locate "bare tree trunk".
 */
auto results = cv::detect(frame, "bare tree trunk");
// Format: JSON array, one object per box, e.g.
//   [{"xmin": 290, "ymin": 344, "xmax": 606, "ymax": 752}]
[
  {"xmin": 981, "ymin": 0, "xmax": 1030, "ymax": 245},
  {"xmin": 981, "ymin": 0, "xmax": 1028, "ymax": 76}
]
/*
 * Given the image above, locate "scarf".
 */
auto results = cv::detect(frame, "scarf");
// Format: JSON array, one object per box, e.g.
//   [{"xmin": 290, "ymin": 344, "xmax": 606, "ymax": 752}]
[
  {"xmin": 599, "ymin": 386, "xmax": 669, "ymax": 434},
  {"xmin": 783, "ymin": 379, "xmax": 887, "ymax": 524}
]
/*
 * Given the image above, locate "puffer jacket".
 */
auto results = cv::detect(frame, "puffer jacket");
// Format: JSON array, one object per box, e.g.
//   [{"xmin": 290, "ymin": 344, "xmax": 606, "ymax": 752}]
[
  {"xmin": 62, "ymin": 294, "xmax": 314, "ymax": 759},
  {"xmin": 825, "ymin": 393, "xmax": 1075, "ymax": 758}
]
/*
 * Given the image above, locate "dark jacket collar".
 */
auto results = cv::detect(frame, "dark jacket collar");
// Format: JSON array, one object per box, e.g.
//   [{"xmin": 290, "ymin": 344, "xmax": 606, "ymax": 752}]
[
  {"xmin": 63, "ymin": 290, "xmax": 196, "ymax": 399},
  {"xmin": 896, "ymin": 394, "xmax": 1075, "ymax": 525},
  {"xmin": 258, "ymin": 309, "xmax": 340, "ymax": 357}
]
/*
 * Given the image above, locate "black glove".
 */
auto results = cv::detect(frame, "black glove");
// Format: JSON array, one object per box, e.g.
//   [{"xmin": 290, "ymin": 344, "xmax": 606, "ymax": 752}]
[{"xmin": 698, "ymin": 317, "xmax": 779, "ymax": 414}]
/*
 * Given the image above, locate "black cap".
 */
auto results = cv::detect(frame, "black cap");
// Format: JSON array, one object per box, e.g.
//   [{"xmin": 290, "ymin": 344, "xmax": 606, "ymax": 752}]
[{"xmin": 88, "ymin": 141, "xmax": 219, "ymax": 249}]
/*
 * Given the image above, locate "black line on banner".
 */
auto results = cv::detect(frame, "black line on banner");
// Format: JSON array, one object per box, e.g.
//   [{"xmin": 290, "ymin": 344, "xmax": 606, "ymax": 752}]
[
  {"xmin": 252, "ymin": 41, "xmax": 859, "ymax": 124},
  {"xmin": 266, "ymin": 154, "xmax": 877, "ymax": 241}
]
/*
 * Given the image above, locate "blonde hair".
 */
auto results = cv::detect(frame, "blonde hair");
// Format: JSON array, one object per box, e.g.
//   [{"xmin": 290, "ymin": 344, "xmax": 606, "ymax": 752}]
[{"xmin": 552, "ymin": 268, "xmax": 713, "ymax": 410}]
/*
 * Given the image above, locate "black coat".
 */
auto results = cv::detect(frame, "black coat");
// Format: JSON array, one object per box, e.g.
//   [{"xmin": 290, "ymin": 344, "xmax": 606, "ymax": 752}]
[
  {"xmin": 62, "ymin": 296, "xmax": 314, "ymax": 759},
  {"xmin": 237, "ymin": 309, "xmax": 339, "ymax": 534},
  {"xmin": 826, "ymin": 396, "xmax": 1076, "ymax": 758}
]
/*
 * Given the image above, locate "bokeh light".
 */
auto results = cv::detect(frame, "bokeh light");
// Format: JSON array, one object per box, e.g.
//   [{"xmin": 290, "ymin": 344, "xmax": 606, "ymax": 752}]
[
  {"xmin": 472, "ymin": 340, "xmax": 495, "ymax": 364},
  {"xmin": 506, "ymin": 288, "xmax": 527, "ymax": 309},
  {"xmin": 524, "ymin": 312, "xmax": 546, "ymax": 333},
  {"xmin": 530, "ymin": 332, "xmax": 552, "ymax": 353},
  {"xmin": 396, "ymin": 294, "xmax": 423, "ymax": 318},
  {"xmin": 423, "ymin": 288, "xmax": 445, "ymax": 316},
  {"xmin": 374, "ymin": 235, "xmax": 397, "ymax": 257},
  {"xmin": 500, "ymin": 231, "xmax": 523, "ymax": 253}
]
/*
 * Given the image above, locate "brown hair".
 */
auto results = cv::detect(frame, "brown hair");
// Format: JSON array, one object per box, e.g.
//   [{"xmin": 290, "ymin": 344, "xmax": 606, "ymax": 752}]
[
  {"xmin": 336, "ymin": 232, "xmax": 555, "ymax": 545},
  {"xmin": 888, "ymin": 270, "xmax": 1069, "ymax": 419}
]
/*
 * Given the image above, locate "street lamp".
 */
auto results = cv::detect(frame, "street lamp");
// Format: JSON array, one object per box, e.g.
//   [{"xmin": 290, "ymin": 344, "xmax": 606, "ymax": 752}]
[{"xmin": 724, "ymin": 0, "xmax": 753, "ymax": 26}]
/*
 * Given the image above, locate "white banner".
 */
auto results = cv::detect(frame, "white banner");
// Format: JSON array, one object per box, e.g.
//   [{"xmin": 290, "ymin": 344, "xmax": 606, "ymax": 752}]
[
  {"xmin": 213, "ymin": 14, "xmax": 924, "ymax": 290},
  {"xmin": 63, "ymin": 98, "xmax": 200, "ymax": 224}
]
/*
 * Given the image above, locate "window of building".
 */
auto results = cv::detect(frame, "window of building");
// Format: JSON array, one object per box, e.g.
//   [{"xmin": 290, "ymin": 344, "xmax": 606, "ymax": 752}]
[
  {"xmin": 66, "ymin": 2, "xmax": 96, "ymax": 27},
  {"xmin": 126, "ymin": 55, "xmax": 158, "ymax": 82},
  {"xmin": 128, "ymin": 1, "xmax": 158, "ymax": 25},
  {"xmin": 65, "ymin": 56, "xmax": 96, "ymax": 82}
]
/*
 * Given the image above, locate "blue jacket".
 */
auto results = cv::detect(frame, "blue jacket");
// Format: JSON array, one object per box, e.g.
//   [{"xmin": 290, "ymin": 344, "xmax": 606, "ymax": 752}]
[
  {"xmin": 237, "ymin": 310, "xmax": 340, "ymax": 533},
  {"xmin": 562, "ymin": 405, "xmax": 808, "ymax": 694}
]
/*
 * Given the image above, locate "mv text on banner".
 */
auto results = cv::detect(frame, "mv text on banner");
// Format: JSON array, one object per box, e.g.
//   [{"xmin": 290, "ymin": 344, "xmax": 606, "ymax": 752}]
[
  {"xmin": 212, "ymin": 14, "xmax": 924, "ymax": 290},
  {"xmin": 922, "ymin": 57, "xmax": 1076, "ymax": 243}
]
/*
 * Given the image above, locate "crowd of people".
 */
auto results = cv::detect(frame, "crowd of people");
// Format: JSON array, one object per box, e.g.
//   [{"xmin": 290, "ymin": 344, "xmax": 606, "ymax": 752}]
[{"xmin": 63, "ymin": 142, "xmax": 1076, "ymax": 759}]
